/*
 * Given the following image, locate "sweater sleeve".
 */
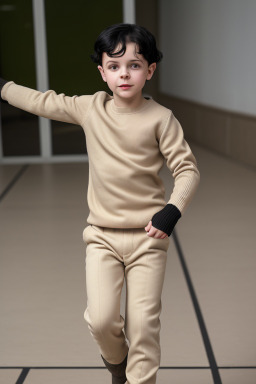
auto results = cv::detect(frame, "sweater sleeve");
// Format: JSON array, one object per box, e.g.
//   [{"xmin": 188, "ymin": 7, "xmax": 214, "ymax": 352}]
[
  {"xmin": 1, "ymin": 81, "xmax": 93, "ymax": 125},
  {"xmin": 158, "ymin": 112, "xmax": 200, "ymax": 215},
  {"xmin": 0, "ymin": 78, "xmax": 8, "ymax": 103},
  {"xmin": 151, "ymin": 203, "xmax": 181, "ymax": 236}
]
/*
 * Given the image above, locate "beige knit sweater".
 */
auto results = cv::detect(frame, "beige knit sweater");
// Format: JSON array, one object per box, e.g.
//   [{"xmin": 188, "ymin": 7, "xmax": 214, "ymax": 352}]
[{"xmin": 2, "ymin": 82, "xmax": 200, "ymax": 228}]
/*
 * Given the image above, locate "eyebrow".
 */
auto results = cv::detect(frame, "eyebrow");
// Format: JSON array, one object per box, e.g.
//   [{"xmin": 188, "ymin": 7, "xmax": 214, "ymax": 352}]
[{"xmin": 105, "ymin": 59, "xmax": 142, "ymax": 64}]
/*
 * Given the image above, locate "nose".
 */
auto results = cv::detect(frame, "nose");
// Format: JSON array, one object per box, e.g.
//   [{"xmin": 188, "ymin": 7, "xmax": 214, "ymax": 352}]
[{"xmin": 120, "ymin": 67, "xmax": 130, "ymax": 79}]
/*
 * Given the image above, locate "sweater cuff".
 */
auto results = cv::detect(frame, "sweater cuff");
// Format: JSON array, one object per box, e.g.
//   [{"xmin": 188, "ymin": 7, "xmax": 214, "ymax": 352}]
[
  {"xmin": 0, "ymin": 78, "xmax": 9, "ymax": 101},
  {"xmin": 151, "ymin": 204, "xmax": 181, "ymax": 237}
]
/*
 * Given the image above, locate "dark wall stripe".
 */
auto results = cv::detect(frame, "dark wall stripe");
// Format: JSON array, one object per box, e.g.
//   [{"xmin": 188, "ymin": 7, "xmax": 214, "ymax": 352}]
[
  {"xmin": 0, "ymin": 165, "xmax": 28, "ymax": 203},
  {"xmin": 172, "ymin": 230, "xmax": 222, "ymax": 384},
  {"xmin": 15, "ymin": 368, "xmax": 30, "ymax": 384}
]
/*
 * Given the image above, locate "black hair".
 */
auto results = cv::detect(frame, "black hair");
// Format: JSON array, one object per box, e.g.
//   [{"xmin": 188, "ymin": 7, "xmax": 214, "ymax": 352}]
[{"xmin": 91, "ymin": 23, "xmax": 163, "ymax": 66}]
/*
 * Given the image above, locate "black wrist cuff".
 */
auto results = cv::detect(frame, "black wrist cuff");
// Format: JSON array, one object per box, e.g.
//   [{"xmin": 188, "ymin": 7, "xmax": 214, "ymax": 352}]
[
  {"xmin": 0, "ymin": 78, "xmax": 8, "ymax": 101},
  {"xmin": 151, "ymin": 204, "xmax": 181, "ymax": 237}
]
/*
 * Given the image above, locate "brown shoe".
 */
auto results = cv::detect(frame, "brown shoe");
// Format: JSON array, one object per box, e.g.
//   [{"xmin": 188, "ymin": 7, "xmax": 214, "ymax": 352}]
[{"xmin": 101, "ymin": 354, "xmax": 127, "ymax": 384}]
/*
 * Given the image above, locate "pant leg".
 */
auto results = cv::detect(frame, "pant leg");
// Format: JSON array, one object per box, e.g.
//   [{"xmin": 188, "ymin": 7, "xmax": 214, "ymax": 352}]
[
  {"xmin": 83, "ymin": 225, "xmax": 129, "ymax": 364},
  {"xmin": 124, "ymin": 230, "xmax": 169, "ymax": 384}
]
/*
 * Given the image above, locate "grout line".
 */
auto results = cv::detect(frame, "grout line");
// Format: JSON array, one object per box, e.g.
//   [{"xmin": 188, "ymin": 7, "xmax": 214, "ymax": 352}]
[
  {"xmin": 0, "ymin": 165, "xmax": 29, "ymax": 203},
  {"xmin": 0, "ymin": 365, "xmax": 256, "ymax": 371},
  {"xmin": 15, "ymin": 368, "xmax": 30, "ymax": 384},
  {"xmin": 0, "ymin": 366, "xmax": 210, "ymax": 370},
  {"xmin": 172, "ymin": 229, "xmax": 222, "ymax": 384},
  {"xmin": 218, "ymin": 366, "xmax": 256, "ymax": 369},
  {"xmin": 1, "ymin": 366, "xmax": 256, "ymax": 370}
]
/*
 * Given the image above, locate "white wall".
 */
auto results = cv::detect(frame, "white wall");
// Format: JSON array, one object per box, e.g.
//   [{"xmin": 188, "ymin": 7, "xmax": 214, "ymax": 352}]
[{"xmin": 159, "ymin": 0, "xmax": 256, "ymax": 116}]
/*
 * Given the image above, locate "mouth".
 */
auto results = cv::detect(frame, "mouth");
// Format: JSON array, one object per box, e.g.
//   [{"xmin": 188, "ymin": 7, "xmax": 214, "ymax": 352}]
[{"xmin": 119, "ymin": 84, "xmax": 132, "ymax": 89}]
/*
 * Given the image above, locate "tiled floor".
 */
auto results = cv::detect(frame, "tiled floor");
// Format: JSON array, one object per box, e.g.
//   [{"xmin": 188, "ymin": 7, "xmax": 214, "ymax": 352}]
[{"xmin": 0, "ymin": 144, "xmax": 255, "ymax": 384}]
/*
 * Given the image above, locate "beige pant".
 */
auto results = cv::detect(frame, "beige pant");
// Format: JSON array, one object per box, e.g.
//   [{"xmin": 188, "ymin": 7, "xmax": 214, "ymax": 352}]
[{"xmin": 83, "ymin": 224, "xmax": 170, "ymax": 384}]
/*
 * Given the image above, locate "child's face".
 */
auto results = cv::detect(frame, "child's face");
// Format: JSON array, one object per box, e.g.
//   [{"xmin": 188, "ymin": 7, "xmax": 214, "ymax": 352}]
[{"xmin": 98, "ymin": 42, "xmax": 156, "ymax": 107}]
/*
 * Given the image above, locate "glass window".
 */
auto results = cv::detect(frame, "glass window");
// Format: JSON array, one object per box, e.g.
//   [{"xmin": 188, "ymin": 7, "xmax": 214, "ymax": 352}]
[{"xmin": 0, "ymin": 0, "xmax": 40, "ymax": 156}]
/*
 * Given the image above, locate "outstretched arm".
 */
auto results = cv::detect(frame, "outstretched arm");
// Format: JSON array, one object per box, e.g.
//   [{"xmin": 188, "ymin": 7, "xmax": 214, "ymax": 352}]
[
  {"xmin": 0, "ymin": 78, "xmax": 92, "ymax": 125},
  {"xmin": 0, "ymin": 78, "xmax": 8, "ymax": 101}
]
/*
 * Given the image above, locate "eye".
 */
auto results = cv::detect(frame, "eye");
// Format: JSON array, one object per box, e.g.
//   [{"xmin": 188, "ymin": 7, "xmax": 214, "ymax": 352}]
[
  {"xmin": 109, "ymin": 65, "xmax": 118, "ymax": 70},
  {"xmin": 131, "ymin": 63, "xmax": 140, "ymax": 69}
]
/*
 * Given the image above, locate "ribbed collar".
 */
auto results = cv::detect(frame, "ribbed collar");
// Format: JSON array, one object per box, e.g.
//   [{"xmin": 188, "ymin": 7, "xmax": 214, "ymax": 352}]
[{"xmin": 110, "ymin": 97, "xmax": 152, "ymax": 114}]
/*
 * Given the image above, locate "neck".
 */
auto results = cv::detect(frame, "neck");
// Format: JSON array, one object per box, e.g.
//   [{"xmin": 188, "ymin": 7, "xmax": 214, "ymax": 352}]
[{"xmin": 113, "ymin": 93, "xmax": 144, "ymax": 109}]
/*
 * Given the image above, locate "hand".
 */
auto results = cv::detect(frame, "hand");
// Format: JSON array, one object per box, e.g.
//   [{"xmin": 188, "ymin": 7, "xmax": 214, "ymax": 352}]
[{"xmin": 144, "ymin": 221, "xmax": 168, "ymax": 239}]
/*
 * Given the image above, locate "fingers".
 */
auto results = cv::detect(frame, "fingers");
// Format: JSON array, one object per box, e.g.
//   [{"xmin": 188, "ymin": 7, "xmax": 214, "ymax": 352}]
[
  {"xmin": 146, "ymin": 225, "xmax": 167, "ymax": 239},
  {"xmin": 145, "ymin": 222, "xmax": 167, "ymax": 239},
  {"xmin": 144, "ymin": 220, "xmax": 152, "ymax": 232}
]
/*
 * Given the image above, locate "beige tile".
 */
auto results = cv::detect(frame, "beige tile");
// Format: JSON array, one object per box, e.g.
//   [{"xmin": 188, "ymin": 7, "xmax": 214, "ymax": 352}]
[
  {"xmin": 0, "ymin": 369, "xmax": 22, "ymax": 384},
  {"xmin": 25, "ymin": 369, "xmax": 107, "ymax": 384},
  {"xmin": 0, "ymin": 163, "xmax": 88, "ymax": 207},
  {"xmin": 220, "ymin": 369, "xmax": 256, "ymax": 384},
  {"xmin": 0, "ymin": 164, "xmax": 22, "ymax": 195},
  {"xmin": 158, "ymin": 368, "xmax": 213, "ymax": 384},
  {"xmin": 0, "ymin": 163, "xmax": 96, "ymax": 366},
  {"xmin": 177, "ymin": 145, "xmax": 256, "ymax": 366},
  {"xmin": 21, "ymin": 368, "xmax": 214, "ymax": 384},
  {"xmin": 161, "ymin": 240, "xmax": 208, "ymax": 366}
]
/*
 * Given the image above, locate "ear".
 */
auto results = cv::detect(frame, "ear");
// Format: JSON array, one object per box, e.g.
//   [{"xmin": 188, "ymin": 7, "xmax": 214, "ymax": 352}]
[
  {"xmin": 98, "ymin": 65, "xmax": 107, "ymax": 82},
  {"xmin": 146, "ymin": 63, "xmax": 157, "ymax": 80}
]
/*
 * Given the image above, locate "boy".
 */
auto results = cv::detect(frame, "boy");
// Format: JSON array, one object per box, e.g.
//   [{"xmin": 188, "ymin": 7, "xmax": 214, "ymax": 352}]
[{"xmin": 0, "ymin": 24, "xmax": 200, "ymax": 384}]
